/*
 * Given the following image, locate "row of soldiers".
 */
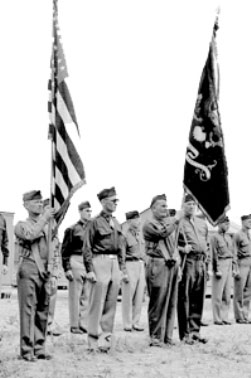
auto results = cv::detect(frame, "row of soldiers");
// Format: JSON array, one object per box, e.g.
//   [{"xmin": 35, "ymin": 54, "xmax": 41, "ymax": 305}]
[{"xmin": 1, "ymin": 188, "xmax": 251, "ymax": 360}]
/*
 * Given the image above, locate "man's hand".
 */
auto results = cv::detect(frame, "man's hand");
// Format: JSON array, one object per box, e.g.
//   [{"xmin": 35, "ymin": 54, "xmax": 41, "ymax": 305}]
[
  {"xmin": 2, "ymin": 265, "xmax": 8, "ymax": 275},
  {"xmin": 183, "ymin": 244, "xmax": 193, "ymax": 254},
  {"xmin": 121, "ymin": 272, "xmax": 129, "ymax": 283},
  {"xmin": 43, "ymin": 206, "xmax": 55, "ymax": 221},
  {"xmin": 86, "ymin": 271, "xmax": 97, "ymax": 283},
  {"xmin": 65, "ymin": 269, "xmax": 74, "ymax": 281},
  {"xmin": 233, "ymin": 270, "xmax": 240, "ymax": 280},
  {"xmin": 215, "ymin": 270, "xmax": 222, "ymax": 279}
]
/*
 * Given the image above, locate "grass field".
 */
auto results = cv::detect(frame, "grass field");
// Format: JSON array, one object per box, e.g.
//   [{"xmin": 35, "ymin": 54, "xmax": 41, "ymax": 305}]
[{"xmin": 1, "ymin": 289, "xmax": 251, "ymax": 378}]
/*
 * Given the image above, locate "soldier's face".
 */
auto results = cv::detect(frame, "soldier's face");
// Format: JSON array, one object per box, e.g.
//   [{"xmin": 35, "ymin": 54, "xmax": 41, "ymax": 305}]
[
  {"xmin": 183, "ymin": 201, "xmax": 196, "ymax": 216},
  {"xmin": 153, "ymin": 200, "xmax": 168, "ymax": 219},
  {"xmin": 102, "ymin": 196, "xmax": 119, "ymax": 213},
  {"xmin": 220, "ymin": 221, "xmax": 229, "ymax": 232},
  {"xmin": 129, "ymin": 217, "xmax": 141, "ymax": 230},
  {"xmin": 80, "ymin": 208, "xmax": 92, "ymax": 221},
  {"xmin": 25, "ymin": 199, "xmax": 44, "ymax": 215}
]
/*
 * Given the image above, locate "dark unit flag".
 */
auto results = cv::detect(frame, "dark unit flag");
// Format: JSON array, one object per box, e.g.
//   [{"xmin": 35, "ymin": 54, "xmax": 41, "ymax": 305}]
[
  {"xmin": 183, "ymin": 15, "xmax": 229, "ymax": 225},
  {"xmin": 48, "ymin": 0, "xmax": 86, "ymax": 227}
]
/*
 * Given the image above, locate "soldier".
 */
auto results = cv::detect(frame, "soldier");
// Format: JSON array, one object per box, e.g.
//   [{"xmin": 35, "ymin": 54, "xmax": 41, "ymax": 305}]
[
  {"xmin": 0, "ymin": 213, "xmax": 9, "ymax": 341},
  {"xmin": 143, "ymin": 194, "xmax": 181, "ymax": 347},
  {"xmin": 211, "ymin": 216, "xmax": 236, "ymax": 325},
  {"xmin": 233, "ymin": 214, "xmax": 251, "ymax": 324},
  {"xmin": 122, "ymin": 210, "xmax": 145, "ymax": 332},
  {"xmin": 177, "ymin": 194, "xmax": 208, "ymax": 345},
  {"xmin": 83, "ymin": 187, "xmax": 127, "ymax": 353},
  {"xmin": 61, "ymin": 201, "xmax": 92, "ymax": 334},
  {"xmin": 0, "ymin": 213, "xmax": 9, "ymax": 279},
  {"xmin": 14, "ymin": 190, "xmax": 57, "ymax": 361}
]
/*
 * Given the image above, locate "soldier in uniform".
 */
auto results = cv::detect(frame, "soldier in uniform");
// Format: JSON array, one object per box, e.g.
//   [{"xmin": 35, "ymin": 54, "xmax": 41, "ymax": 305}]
[
  {"xmin": 122, "ymin": 210, "xmax": 145, "ymax": 332},
  {"xmin": 211, "ymin": 216, "xmax": 236, "ymax": 325},
  {"xmin": 233, "ymin": 214, "xmax": 251, "ymax": 324},
  {"xmin": 83, "ymin": 187, "xmax": 127, "ymax": 353},
  {"xmin": 177, "ymin": 194, "xmax": 208, "ymax": 345},
  {"xmin": 0, "ymin": 212, "xmax": 9, "ymax": 279},
  {"xmin": 143, "ymin": 194, "xmax": 181, "ymax": 347},
  {"xmin": 61, "ymin": 201, "xmax": 92, "ymax": 334},
  {"xmin": 14, "ymin": 190, "xmax": 58, "ymax": 361},
  {"xmin": 0, "ymin": 213, "xmax": 9, "ymax": 341}
]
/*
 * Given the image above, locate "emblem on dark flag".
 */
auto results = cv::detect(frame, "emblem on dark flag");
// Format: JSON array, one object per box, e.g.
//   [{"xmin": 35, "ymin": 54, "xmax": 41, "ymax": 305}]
[{"xmin": 183, "ymin": 13, "xmax": 230, "ymax": 225}]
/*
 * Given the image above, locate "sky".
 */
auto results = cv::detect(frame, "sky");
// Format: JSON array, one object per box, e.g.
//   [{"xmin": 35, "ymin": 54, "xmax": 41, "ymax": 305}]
[{"xmin": 0, "ymin": 0, "xmax": 251, "ymax": 239}]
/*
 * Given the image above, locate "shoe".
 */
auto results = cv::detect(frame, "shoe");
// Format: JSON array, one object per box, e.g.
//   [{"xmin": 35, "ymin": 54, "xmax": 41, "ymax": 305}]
[
  {"xmin": 222, "ymin": 320, "xmax": 232, "ymax": 325},
  {"xmin": 192, "ymin": 334, "xmax": 208, "ymax": 344},
  {"xmin": 200, "ymin": 320, "xmax": 209, "ymax": 326},
  {"xmin": 182, "ymin": 336, "xmax": 195, "ymax": 345},
  {"xmin": 132, "ymin": 325, "xmax": 144, "ymax": 332},
  {"xmin": 19, "ymin": 355, "xmax": 37, "ymax": 362},
  {"xmin": 35, "ymin": 354, "xmax": 53, "ymax": 360},
  {"xmin": 124, "ymin": 327, "xmax": 132, "ymax": 332},
  {"xmin": 70, "ymin": 327, "xmax": 84, "ymax": 334},
  {"xmin": 149, "ymin": 339, "xmax": 163, "ymax": 347},
  {"xmin": 236, "ymin": 319, "xmax": 247, "ymax": 324},
  {"xmin": 47, "ymin": 329, "xmax": 62, "ymax": 336},
  {"xmin": 164, "ymin": 339, "xmax": 176, "ymax": 346},
  {"xmin": 245, "ymin": 320, "xmax": 251, "ymax": 324},
  {"xmin": 214, "ymin": 321, "xmax": 224, "ymax": 325},
  {"xmin": 98, "ymin": 346, "xmax": 110, "ymax": 353}
]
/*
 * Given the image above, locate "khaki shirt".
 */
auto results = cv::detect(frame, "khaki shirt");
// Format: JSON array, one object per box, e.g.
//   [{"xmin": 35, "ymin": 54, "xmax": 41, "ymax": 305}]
[
  {"xmin": 15, "ymin": 215, "xmax": 59, "ymax": 277},
  {"xmin": 233, "ymin": 230, "xmax": 251, "ymax": 259},
  {"xmin": 124, "ymin": 228, "xmax": 145, "ymax": 261},
  {"xmin": 210, "ymin": 231, "xmax": 236, "ymax": 272}
]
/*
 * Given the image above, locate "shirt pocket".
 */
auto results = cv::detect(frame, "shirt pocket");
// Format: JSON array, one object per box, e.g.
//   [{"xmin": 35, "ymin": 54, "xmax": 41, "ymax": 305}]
[{"xmin": 218, "ymin": 241, "xmax": 228, "ymax": 257}]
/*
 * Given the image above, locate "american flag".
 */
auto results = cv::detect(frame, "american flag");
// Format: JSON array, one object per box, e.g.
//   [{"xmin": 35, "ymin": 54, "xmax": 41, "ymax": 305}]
[{"xmin": 48, "ymin": 0, "xmax": 86, "ymax": 226}]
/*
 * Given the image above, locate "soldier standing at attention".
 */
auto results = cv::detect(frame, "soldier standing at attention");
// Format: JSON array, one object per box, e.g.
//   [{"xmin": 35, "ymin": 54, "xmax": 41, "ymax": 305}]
[
  {"xmin": 83, "ymin": 187, "xmax": 127, "ymax": 353},
  {"xmin": 211, "ymin": 216, "xmax": 236, "ymax": 325},
  {"xmin": 177, "ymin": 194, "xmax": 208, "ymax": 345},
  {"xmin": 122, "ymin": 210, "xmax": 145, "ymax": 332},
  {"xmin": 0, "ymin": 212, "xmax": 9, "ymax": 280},
  {"xmin": 14, "ymin": 190, "xmax": 57, "ymax": 361},
  {"xmin": 143, "ymin": 194, "xmax": 181, "ymax": 347},
  {"xmin": 0, "ymin": 213, "xmax": 9, "ymax": 341},
  {"xmin": 61, "ymin": 201, "xmax": 92, "ymax": 334},
  {"xmin": 233, "ymin": 214, "xmax": 251, "ymax": 324}
]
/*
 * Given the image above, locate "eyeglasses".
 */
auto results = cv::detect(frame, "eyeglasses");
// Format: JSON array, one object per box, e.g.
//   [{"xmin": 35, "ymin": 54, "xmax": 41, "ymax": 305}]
[{"xmin": 109, "ymin": 199, "xmax": 119, "ymax": 204}]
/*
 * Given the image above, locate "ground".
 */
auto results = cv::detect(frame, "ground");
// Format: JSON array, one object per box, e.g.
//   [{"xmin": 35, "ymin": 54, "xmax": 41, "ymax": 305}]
[{"xmin": 1, "ymin": 290, "xmax": 251, "ymax": 378}]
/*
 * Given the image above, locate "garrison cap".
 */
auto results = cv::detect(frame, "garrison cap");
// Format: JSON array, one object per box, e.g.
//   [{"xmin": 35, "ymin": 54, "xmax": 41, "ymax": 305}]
[
  {"xmin": 78, "ymin": 201, "xmax": 91, "ymax": 211},
  {"xmin": 23, "ymin": 190, "xmax": 42, "ymax": 202},
  {"xmin": 218, "ymin": 215, "xmax": 229, "ymax": 224},
  {"xmin": 184, "ymin": 194, "xmax": 194, "ymax": 203},
  {"xmin": 150, "ymin": 194, "xmax": 166, "ymax": 208},
  {"xmin": 241, "ymin": 214, "xmax": 251, "ymax": 221},
  {"xmin": 97, "ymin": 187, "xmax": 117, "ymax": 201},
  {"xmin": 125, "ymin": 210, "xmax": 140, "ymax": 220}
]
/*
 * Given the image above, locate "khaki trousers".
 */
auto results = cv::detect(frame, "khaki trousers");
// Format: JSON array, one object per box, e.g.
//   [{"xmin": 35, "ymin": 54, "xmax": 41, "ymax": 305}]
[
  {"xmin": 17, "ymin": 259, "xmax": 49, "ymax": 358},
  {"xmin": 122, "ymin": 260, "xmax": 145, "ymax": 328},
  {"xmin": 68, "ymin": 255, "xmax": 89, "ymax": 330},
  {"xmin": 212, "ymin": 258, "xmax": 232, "ymax": 323},
  {"xmin": 234, "ymin": 256, "xmax": 251, "ymax": 321},
  {"xmin": 88, "ymin": 255, "xmax": 121, "ymax": 349}
]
